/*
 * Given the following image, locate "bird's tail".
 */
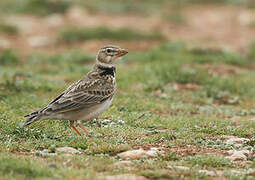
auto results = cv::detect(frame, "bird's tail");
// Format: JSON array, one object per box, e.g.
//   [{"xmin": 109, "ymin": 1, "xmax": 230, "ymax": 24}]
[{"xmin": 23, "ymin": 111, "xmax": 41, "ymax": 127}]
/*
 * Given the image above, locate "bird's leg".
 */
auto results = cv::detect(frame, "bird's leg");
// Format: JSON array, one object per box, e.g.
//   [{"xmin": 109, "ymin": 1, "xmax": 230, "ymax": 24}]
[
  {"xmin": 70, "ymin": 120, "xmax": 82, "ymax": 136},
  {"xmin": 71, "ymin": 126, "xmax": 82, "ymax": 136},
  {"xmin": 95, "ymin": 118, "xmax": 101, "ymax": 127},
  {"xmin": 78, "ymin": 123, "xmax": 91, "ymax": 136}
]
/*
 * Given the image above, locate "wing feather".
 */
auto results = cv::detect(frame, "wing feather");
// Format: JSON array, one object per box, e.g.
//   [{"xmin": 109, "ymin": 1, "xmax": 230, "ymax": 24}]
[{"xmin": 41, "ymin": 78, "xmax": 115, "ymax": 114}]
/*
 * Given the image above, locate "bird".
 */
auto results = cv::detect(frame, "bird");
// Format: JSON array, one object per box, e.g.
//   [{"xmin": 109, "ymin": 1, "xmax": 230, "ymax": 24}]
[{"xmin": 23, "ymin": 45, "xmax": 128, "ymax": 136}]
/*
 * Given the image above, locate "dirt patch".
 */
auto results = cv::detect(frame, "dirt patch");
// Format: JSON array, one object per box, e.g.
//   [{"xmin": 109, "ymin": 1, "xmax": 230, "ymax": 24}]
[
  {"xmin": 166, "ymin": 145, "xmax": 227, "ymax": 157},
  {"xmin": 179, "ymin": 5, "xmax": 255, "ymax": 53},
  {"xmin": 170, "ymin": 83, "xmax": 200, "ymax": 91},
  {"xmin": 199, "ymin": 63, "xmax": 246, "ymax": 76},
  {"xmin": 134, "ymin": 144, "xmax": 227, "ymax": 157},
  {"xmin": 1, "ymin": 5, "xmax": 255, "ymax": 56}
]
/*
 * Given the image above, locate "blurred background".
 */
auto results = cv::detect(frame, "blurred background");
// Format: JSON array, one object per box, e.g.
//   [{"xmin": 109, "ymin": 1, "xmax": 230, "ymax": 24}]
[
  {"xmin": 0, "ymin": 0, "xmax": 255, "ymax": 56},
  {"xmin": 2, "ymin": 1, "xmax": 255, "ymax": 179}
]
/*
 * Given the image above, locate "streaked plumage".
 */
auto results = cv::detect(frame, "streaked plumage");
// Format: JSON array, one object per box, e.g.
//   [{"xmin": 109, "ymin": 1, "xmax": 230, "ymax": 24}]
[{"xmin": 24, "ymin": 45, "xmax": 128, "ymax": 136}]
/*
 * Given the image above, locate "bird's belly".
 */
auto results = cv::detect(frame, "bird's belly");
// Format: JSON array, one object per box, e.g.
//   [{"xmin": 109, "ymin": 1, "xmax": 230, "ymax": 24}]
[{"xmin": 78, "ymin": 98, "xmax": 113, "ymax": 121}]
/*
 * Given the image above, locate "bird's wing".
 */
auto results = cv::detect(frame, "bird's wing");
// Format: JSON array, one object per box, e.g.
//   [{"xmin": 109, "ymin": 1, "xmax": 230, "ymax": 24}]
[{"xmin": 42, "ymin": 78, "xmax": 115, "ymax": 114}]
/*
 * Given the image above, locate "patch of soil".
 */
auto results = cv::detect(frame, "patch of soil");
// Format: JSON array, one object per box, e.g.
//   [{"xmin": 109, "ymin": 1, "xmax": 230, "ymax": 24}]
[
  {"xmin": 169, "ymin": 83, "xmax": 200, "ymax": 91},
  {"xmin": 166, "ymin": 145, "xmax": 227, "ymax": 157},
  {"xmin": 134, "ymin": 144, "xmax": 227, "ymax": 157},
  {"xmin": 199, "ymin": 63, "xmax": 246, "ymax": 76},
  {"xmin": 1, "ymin": 5, "xmax": 255, "ymax": 56}
]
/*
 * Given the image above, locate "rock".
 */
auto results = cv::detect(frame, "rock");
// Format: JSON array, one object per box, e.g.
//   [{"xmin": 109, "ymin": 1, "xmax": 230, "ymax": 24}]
[
  {"xmin": 246, "ymin": 169, "xmax": 255, "ymax": 176},
  {"xmin": 34, "ymin": 149, "xmax": 57, "ymax": 157},
  {"xmin": 99, "ymin": 174, "xmax": 148, "ymax": 180},
  {"xmin": 113, "ymin": 161, "xmax": 135, "ymax": 170},
  {"xmin": 198, "ymin": 170, "xmax": 223, "ymax": 176},
  {"xmin": 6, "ymin": 16, "xmax": 37, "ymax": 34},
  {"xmin": 238, "ymin": 11, "xmax": 255, "ymax": 26},
  {"xmin": 113, "ymin": 161, "xmax": 132, "ymax": 167},
  {"xmin": 117, "ymin": 148, "xmax": 161, "ymax": 160},
  {"xmin": 169, "ymin": 166, "xmax": 190, "ymax": 171},
  {"xmin": 248, "ymin": 117, "xmax": 255, "ymax": 122},
  {"xmin": 146, "ymin": 149, "xmax": 159, "ymax": 157},
  {"xmin": 66, "ymin": 7, "xmax": 89, "ymax": 22},
  {"xmin": 0, "ymin": 39, "xmax": 11, "ymax": 48},
  {"xmin": 154, "ymin": 89, "xmax": 168, "ymax": 98},
  {"xmin": 226, "ymin": 150, "xmax": 250, "ymax": 161},
  {"xmin": 230, "ymin": 116, "xmax": 241, "ymax": 122},
  {"xmin": 56, "ymin": 147, "xmax": 81, "ymax": 154},
  {"xmin": 44, "ymin": 14, "xmax": 64, "ymax": 27},
  {"xmin": 224, "ymin": 136, "xmax": 249, "ymax": 146},
  {"xmin": 228, "ymin": 169, "xmax": 244, "ymax": 175},
  {"xmin": 28, "ymin": 36, "xmax": 53, "ymax": 47},
  {"xmin": 49, "ymin": 144, "xmax": 56, "ymax": 153},
  {"xmin": 49, "ymin": 163, "xmax": 57, "ymax": 168},
  {"xmin": 171, "ymin": 83, "xmax": 200, "ymax": 91}
]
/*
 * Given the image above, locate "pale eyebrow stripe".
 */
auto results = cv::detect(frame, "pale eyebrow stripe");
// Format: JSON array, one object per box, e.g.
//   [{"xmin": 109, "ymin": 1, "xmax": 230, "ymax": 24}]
[
  {"xmin": 102, "ymin": 45, "xmax": 119, "ymax": 50},
  {"xmin": 107, "ymin": 48, "xmax": 118, "ymax": 53}
]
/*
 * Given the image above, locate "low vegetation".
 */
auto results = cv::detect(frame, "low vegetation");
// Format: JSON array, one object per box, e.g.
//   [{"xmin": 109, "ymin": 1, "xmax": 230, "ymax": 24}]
[
  {"xmin": 59, "ymin": 27, "xmax": 166, "ymax": 43},
  {"xmin": 1, "ymin": 41, "xmax": 255, "ymax": 178},
  {"xmin": 0, "ymin": 23, "xmax": 18, "ymax": 35},
  {"xmin": 1, "ymin": 0, "xmax": 253, "ymax": 16},
  {"xmin": 1, "ymin": 0, "xmax": 255, "ymax": 179}
]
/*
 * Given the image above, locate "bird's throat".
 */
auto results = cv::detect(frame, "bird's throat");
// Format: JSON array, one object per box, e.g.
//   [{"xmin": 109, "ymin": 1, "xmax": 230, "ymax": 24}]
[{"xmin": 97, "ymin": 64, "xmax": 116, "ymax": 77}]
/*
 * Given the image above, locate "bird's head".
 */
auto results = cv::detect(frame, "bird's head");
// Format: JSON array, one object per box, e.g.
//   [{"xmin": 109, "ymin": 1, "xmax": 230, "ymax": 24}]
[{"xmin": 96, "ymin": 45, "xmax": 128, "ymax": 65}]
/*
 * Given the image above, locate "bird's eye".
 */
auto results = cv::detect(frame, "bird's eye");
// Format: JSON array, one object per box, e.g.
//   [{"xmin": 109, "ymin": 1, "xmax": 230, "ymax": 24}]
[{"xmin": 106, "ymin": 49, "xmax": 112, "ymax": 53}]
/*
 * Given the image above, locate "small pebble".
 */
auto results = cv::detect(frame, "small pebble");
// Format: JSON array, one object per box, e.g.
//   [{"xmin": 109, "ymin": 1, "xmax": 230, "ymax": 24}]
[{"xmin": 49, "ymin": 163, "xmax": 57, "ymax": 168}]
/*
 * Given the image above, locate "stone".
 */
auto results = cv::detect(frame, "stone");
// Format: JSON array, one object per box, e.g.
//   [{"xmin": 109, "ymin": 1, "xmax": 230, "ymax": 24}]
[
  {"xmin": 238, "ymin": 11, "xmax": 255, "ymax": 26},
  {"xmin": 0, "ymin": 39, "xmax": 11, "ymax": 48},
  {"xmin": 248, "ymin": 117, "xmax": 255, "ymax": 122},
  {"xmin": 44, "ymin": 14, "xmax": 64, "ymax": 27},
  {"xmin": 34, "ymin": 150, "xmax": 57, "ymax": 157},
  {"xmin": 117, "ymin": 148, "xmax": 160, "ymax": 160},
  {"xmin": 228, "ymin": 169, "xmax": 244, "ymax": 175},
  {"xmin": 99, "ymin": 174, "xmax": 148, "ymax": 180},
  {"xmin": 66, "ymin": 7, "xmax": 89, "ymax": 22},
  {"xmin": 49, "ymin": 163, "xmax": 57, "ymax": 168},
  {"xmin": 169, "ymin": 166, "xmax": 190, "ymax": 171},
  {"xmin": 6, "ymin": 16, "xmax": 37, "ymax": 34},
  {"xmin": 113, "ymin": 161, "xmax": 132, "ymax": 167},
  {"xmin": 145, "ymin": 149, "xmax": 159, "ymax": 157},
  {"xmin": 198, "ymin": 170, "xmax": 223, "ymax": 176},
  {"xmin": 56, "ymin": 147, "xmax": 81, "ymax": 154},
  {"xmin": 226, "ymin": 150, "xmax": 250, "ymax": 161},
  {"xmin": 113, "ymin": 161, "xmax": 134, "ymax": 170},
  {"xmin": 224, "ymin": 136, "xmax": 249, "ymax": 146},
  {"xmin": 28, "ymin": 36, "xmax": 53, "ymax": 47}
]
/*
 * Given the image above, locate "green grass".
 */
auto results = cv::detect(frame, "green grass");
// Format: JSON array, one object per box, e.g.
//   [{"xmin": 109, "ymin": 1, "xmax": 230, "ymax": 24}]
[
  {"xmin": 184, "ymin": 155, "xmax": 233, "ymax": 168},
  {"xmin": 78, "ymin": 0, "xmax": 255, "ymax": 15},
  {"xmin": 0, "ymin": 0, "xmax": 254, "ymax": 17},
  {"xmin": 59, "ymin": 27, "xmax": 166, "ymax": 43},
  {"xmin": 0, "ymin": 154, "xmax": 53, "ymax": 178},
  {"xmin": 163, "ymin": 12, "xmax": 187, "ymax": 25},
  {"xmin": 0, "ymin": 0, "xmax": 71, "ymax": 16},
  {"xmin": 1, "ymin": 0, "xmax": 255, "ymax": 178},
  {"xmin": 1, "ymin": 42, "xmax": 255, "ymax": 179},
  {"xmin": 0, "ymin": 23, "xmax": 18, "ymax": 35},
  {"xmin": 0, "ymin": 49, "xmax": 20, "ymax": 65}
]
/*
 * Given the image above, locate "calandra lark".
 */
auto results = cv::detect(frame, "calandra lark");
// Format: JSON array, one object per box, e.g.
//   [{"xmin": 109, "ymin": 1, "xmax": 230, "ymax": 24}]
[{"xmin": 24, "ymin": 45, "xmax": 128, "ymax": 136}]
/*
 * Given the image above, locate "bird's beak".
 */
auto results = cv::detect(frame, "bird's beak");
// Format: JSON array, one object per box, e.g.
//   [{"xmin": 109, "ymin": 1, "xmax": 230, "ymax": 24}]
[{"xmin": 116, "ymin": 49, "xmax": 128, "ymax": 58}]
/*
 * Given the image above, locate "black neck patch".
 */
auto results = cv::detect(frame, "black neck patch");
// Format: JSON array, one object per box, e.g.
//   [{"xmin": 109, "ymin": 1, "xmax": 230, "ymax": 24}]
[{"xmin": 98, "ymin": 65, "xmax": 116, "ymax": 77}]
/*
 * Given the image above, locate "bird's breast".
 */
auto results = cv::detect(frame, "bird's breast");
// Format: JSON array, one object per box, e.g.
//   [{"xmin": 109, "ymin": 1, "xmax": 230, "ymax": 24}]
[{"xmin": 78, "ymin": 98, "xmax": 113, "ymax": 121}]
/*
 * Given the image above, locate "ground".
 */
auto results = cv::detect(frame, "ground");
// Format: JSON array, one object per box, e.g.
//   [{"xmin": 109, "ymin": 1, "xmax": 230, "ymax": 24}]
[{"xmin": 1, "ymin": 0, "xmax": 255, "ymax": 179}]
